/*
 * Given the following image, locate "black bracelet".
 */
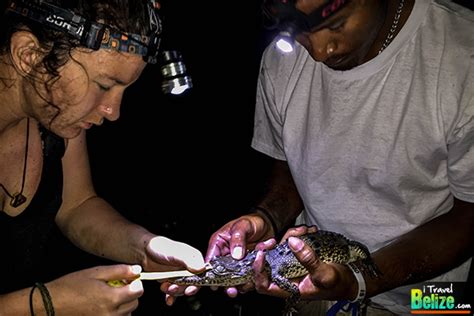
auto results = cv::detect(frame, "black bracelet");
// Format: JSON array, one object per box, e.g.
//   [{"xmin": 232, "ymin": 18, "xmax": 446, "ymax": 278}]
[
  {"xmin": 251, "ymin": 206, "xmax": 279, "ymax": 235},
  {"xmin": 29, "ymin": 284, "xmax": 38, "ymax": 316},
  {"xmin": 35, "ymin": 283, "xmax": 55, "ymax": 316}
]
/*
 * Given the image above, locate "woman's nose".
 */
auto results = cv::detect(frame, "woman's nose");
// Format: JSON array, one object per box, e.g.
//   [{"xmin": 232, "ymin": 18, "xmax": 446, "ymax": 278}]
[
  {"xmin": 99, "ymin": 90, "xmax": 124, "ymax": 121},
  {"xmin": 99, "ymin": 102, "xmax": 120, "ymax": 121}
]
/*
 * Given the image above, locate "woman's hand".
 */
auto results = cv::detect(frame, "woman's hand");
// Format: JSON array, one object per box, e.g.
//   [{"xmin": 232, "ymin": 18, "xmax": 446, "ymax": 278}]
[
  {"xmin": 144, "ymin": 236, "xmax": 206, "ymax": 273},
  {"xmin": 143, "ymin": 236, "xmax": 206, "ymax": 306},
  {"xmin": 46, "ymin": 264, "xmax": 144, "ymax": 315}
]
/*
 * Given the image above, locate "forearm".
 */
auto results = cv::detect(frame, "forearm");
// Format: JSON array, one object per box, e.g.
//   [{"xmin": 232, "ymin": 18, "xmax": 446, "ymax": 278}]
[
  {"xmin": 365, "ymin": 198, "xmax": 474, "ymax": 298},
  {"xmin": 56, "ymin": 196, "xmax": 154, "ymax": 266},
  {"xmin": 256, "ymin": 160, "xmax": 304, "ymax": 235},
  {"xmin": 0, "ymin": 286, "xmax": 45, "ymax": 316}
]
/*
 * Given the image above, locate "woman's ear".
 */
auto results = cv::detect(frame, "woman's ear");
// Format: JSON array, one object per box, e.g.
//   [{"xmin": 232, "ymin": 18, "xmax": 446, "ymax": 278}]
[{"xmin": 10, "ymin": 31, "xmax": 41, "ymax": 75}]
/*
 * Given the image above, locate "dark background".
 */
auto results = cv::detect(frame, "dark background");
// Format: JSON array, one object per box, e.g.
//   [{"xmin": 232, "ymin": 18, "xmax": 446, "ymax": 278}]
[
  {"xmin": 80, "ymin": 1, "xmax": 283, "ymax": 315},
  {"xmin": 52, "ymin": 1, "xmax": 473, "ymax": 315}
]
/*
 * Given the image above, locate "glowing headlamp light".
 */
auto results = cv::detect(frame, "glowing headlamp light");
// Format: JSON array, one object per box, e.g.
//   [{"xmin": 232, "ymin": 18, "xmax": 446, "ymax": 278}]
[
  {"xmin": 275, "ymin": 26, "xmax": 297, "ymax": 53},
  {"xmin": 262, "ymin": 0, "xmax": 349, "ymax": 53},
  {"xmin": 160, "ymin": 50, "xmax": 193, "ymax": 95}
]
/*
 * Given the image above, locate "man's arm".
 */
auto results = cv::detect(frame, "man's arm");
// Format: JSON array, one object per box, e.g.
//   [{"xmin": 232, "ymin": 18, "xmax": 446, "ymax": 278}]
[
  {"xmin": 256, "ymin": 159, "xmax": 305, "ymax": 235},
  {"xmin": 262, "ymin": 160, "xmax": 473, "ymax": 296},
  {"xmin": 366, "ymin": 197, "xmax": 474, "ymax": 297},
  {"xmin": 253, "ymin": 197, "xmax": 473, "ymax": 302}
]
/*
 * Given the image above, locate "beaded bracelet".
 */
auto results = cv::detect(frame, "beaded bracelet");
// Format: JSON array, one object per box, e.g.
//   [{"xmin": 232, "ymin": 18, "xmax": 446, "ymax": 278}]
[
  {"xmin": 35, "ymin": 282, "xmax": 55, "ymax": 316},
  {"xmin": 251, "ymin": 206, "xmax": 279, "ymax": 235},
  {"xmin": 347, "ymin": 262, "xmax": 366, "ymax": 304}
]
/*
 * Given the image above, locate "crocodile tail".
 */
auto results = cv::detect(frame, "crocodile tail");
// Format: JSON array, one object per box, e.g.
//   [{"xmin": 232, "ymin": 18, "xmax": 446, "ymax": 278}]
[
  {"xmin": 349, "ymin": 240, "xmax": 382, "ymax": 278},
  {"xmin": 348, "ymin": 240, "xmax": 371, "ymax": 260},
  {"xmin": 362, "ymin": 257, "xmax": 382, "ymax": 278}
]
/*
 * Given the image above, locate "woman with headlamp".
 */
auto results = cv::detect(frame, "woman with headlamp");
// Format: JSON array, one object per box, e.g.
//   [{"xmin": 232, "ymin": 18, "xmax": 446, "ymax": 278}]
[{"xmin": 0, "ymin": 0, "xmax": 203, "ymax": 314}]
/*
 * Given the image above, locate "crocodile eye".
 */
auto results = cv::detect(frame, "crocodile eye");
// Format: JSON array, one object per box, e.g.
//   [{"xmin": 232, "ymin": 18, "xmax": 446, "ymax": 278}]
[{"xmin": 215, "ymin": 265, "xmax": 225, "ymax": 273}]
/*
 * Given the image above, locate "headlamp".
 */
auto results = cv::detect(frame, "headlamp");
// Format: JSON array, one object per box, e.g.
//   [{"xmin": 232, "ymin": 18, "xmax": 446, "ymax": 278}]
[
  {"xmin": 5, "ymin": 0, "xmax": 192, "ymax": 95},
  {"xmin": 160, "ymin": 50, "xmax": 193, "ymax": 95},
  {"xmin": 262, "ymin": 0, "xmax": 349, "ymax": 53}
]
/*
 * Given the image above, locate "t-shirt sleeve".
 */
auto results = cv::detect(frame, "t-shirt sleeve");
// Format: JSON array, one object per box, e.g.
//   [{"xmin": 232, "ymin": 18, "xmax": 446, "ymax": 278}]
[
  {"xmin": 447, "ymin": 97, "xmax": 474, "ymax": 203},
  {"xmin": 251, "ymin": 50, "xmax": 287, "ymax": 161}
]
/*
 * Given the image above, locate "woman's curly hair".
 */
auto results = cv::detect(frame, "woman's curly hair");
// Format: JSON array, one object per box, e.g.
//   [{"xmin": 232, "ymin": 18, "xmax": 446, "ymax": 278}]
[{"xmin": 0, "ymin": 0, "xmax": 153, "ymax": 80}]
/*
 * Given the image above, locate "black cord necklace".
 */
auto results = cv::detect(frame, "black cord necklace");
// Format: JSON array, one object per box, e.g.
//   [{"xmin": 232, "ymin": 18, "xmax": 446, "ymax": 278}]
[{"xmin": 0, "ymin": 118, "xmax": 30, "ymax": 208}]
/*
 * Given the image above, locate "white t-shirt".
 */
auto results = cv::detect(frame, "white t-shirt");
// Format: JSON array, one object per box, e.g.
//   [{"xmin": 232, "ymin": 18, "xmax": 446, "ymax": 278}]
[{"xmin": 251, "ymin": 0, "xmax": 473, "ymax": 314}]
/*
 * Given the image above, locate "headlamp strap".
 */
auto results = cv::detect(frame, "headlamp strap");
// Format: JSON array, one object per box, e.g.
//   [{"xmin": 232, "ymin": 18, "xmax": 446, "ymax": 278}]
[
  {"xmin": 264, "ymin": 0, "xmax": 349, "ymax": 32},
  {"xmin": 7, "ymin": 1, "xmax": 104, "ymax": 49},
  {"xmin": 305, "ymin": 0, "xmax": 349, "ymax": 30},
  {"xmin": 100, "ymin": 29, "xmax": 151, "ymax": 59},
  {"xmin": 6, "ymin": 0, "xmax": 161, "ymax": 63}
]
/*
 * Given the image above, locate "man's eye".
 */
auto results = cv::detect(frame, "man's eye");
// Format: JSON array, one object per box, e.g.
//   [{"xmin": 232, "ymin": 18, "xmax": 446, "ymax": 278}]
[{"xmin": 329, "ymin": 21, "xmax": 345, "ymax": 31}]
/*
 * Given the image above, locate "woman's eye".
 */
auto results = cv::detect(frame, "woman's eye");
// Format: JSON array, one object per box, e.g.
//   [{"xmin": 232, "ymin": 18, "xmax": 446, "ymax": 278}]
[{"xmin": 97, "ymin": 82, "xmax": 111, "ymax": 91}]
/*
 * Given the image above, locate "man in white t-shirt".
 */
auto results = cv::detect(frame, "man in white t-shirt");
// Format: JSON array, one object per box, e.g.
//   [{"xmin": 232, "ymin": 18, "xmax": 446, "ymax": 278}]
[{"xmin": 163, "ymin": 0, "xmax": 473, "ymax": 314}]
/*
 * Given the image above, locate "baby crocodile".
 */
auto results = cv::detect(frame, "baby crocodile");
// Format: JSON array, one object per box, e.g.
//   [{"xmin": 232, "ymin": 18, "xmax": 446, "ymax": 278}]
[{"xmin": 174, "ymin": 230, "xmax": 380, "ymax": 314}]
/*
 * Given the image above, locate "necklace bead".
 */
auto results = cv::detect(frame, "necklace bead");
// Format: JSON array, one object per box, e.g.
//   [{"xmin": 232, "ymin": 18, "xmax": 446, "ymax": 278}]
[{"xmin": 0, "ymin": 118, "xmax": 29, "ymax": 209}]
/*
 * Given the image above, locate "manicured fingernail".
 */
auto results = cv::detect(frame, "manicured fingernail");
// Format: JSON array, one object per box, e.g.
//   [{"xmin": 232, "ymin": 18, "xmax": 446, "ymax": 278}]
[
  {"xmin": 129, "ymin": 279, "xmax": 143, "ymax": 293},
  {"xmin": 288, "ymin": 237, "xmax": 304, "ymax": 251},
  {"xmin": 131, "ymin": 265, "xmax": 142, "ymax": 274},
  {"xmin": 232, "ymin": 246, "xmax": 243, "ymax": 259}
]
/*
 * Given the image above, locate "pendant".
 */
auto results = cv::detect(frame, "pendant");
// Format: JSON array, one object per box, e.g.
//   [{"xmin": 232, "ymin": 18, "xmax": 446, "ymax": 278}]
[{"xmin": 10, "ymin": 192, "xmax": 27, "ymax": 207}]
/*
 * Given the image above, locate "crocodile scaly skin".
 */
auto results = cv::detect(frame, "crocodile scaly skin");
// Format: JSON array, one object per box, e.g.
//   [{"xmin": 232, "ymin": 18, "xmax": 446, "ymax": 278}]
[{"xmin": 175, "ymin": 230, "xmax": 380, "ymax": 314}]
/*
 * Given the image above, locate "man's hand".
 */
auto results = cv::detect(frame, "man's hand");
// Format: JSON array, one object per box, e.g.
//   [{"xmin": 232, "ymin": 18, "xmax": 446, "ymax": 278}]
[{"xmin": 252, "ymin": 226, "xmax": 358, "ymax": 302}]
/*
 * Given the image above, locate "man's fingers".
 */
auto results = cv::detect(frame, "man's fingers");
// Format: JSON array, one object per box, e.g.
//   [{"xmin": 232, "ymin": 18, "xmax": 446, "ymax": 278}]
[
  {"xmin": 165, "ymin": 294, "xmax": 176, "ymax": 306},
  {"xmin": 184, "ymin": 285, "xmax": 200, "ymax": 296},
  {"xmin": 206, "ymin": 233, "xmax": 230, "ymax": 261},
  {"xmin": 281, "ymin": 225, "xmax": 318, "ymax": 242},
  {"xmin": 228, "ymin": 216, "xmax": 264, "ymax": 259},
  {"xmin": 253, "ymin": 250, "xmax": 270, "ymax": 292},
  {"xmin": 229, "ymin": 230, "xmax": 247, "ymax": 260},
  {"xmin": 255, "ymin": 238, "xmax": 276, "ymax": 251},
  {"xmin": 287, "ymin": 236, "xmax": 338, "ymax": 289},
  {"xmin": 237, "ymin": 282, "xmax": 255, "ymax": 294},
  {"xmin": 287, "ymin": 237, "xmax": 320, "ymax": 274},
  {"xmin": 226, "ymin": 287, "xmax": 239, "ymax": 298}
]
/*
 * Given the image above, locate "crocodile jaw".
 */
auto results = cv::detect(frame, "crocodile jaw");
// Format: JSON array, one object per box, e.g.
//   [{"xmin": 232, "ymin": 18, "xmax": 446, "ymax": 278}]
[
  {"xmin": 174, "ymin": 269, "xmax": 254, "ymax": 286},
  {"xmin": 174, "ymin": 254, "xmax": 256, "ymax": 286}
]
